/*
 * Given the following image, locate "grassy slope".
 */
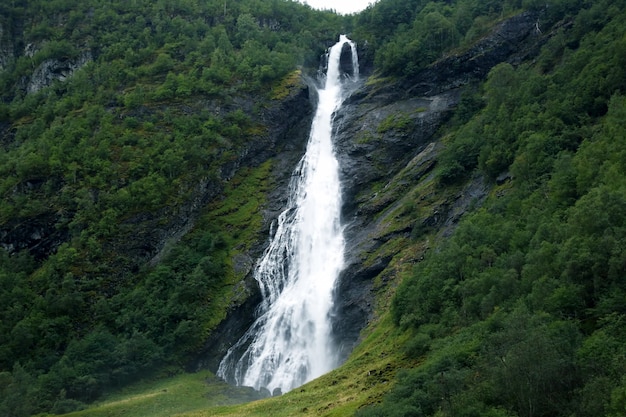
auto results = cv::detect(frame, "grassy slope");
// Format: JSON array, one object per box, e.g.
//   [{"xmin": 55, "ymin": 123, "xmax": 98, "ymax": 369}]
[{"xmin": 60, "ymin": 313, "xmax": 410, "ymax": 417}]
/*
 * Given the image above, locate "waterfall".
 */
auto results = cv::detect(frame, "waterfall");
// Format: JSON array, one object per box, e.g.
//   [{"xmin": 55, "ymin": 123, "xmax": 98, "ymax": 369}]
[{"xmin": 217, "ymin": 35, "xmax": 359, "ymax": 394}]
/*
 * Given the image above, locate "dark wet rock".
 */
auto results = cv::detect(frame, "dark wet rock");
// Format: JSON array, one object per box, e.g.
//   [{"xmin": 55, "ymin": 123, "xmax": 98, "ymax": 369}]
[
  {"xmin": 189, "ymin": 81, "xmax": 314, "ymax": 372},
  {"xmin": 401, "ymin": 10, "xmax": 543, "ymax": 97},
  {"xmin": 328, "ymin": 10, "xmax": 549, "ymax": 358},
  {"xmin": 330, "ymin": 90, "xmax": 458, "ymax": 355},
  {"xmin": 339, "ymin": 42, "xmax": 355, "ymax": 78},
  {"xmin": 356, "ymin": 40, "xmax": 375, "ymax": 76},
  {"xmin": 190, "ymin": 272, "xmax": 262, "ymax": 372},
  {"xmin": 0, "ymin": 23, "xmax": 15, "ymax": 72},
  {"xmin": 0, "ymin": 212, "xmax": 69, "ymax": 260}
]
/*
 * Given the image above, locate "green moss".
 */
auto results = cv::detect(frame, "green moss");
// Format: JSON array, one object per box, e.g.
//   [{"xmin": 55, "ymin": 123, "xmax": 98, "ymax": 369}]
[
  {"xmin": 355, "ymin": 130, "xmax": 377, "ymax": 144},
  {"xmin": 377, "ymin": 113, "xmax": 412, "ymax": 134},
  {"xmin": 203, "ymin": 160, "xmax": 273, "ymax": 254},
  {"xmin": 270, "ymin": 69, "xmax": 303, "ymax": 101}
]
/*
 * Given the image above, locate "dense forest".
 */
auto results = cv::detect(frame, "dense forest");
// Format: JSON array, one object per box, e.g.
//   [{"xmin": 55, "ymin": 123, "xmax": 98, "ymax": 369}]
[
  {"xmin": 356, "ymin": 0, "xmax": 626, "ymax": 416},
  {"xmin": 1, "ymin": 0, "xmax": 626, "ymax": 416},
  {"xmin": 0, "ymin": 0, "xmax": 345, "ymax": 414}
]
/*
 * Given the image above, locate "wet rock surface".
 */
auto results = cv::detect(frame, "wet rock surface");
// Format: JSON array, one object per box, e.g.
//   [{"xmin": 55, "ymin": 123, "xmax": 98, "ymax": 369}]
[
  {"xmin": 328, "ymin": 10, "xmax": 547, "ymax": 357},
  {"xmin": 190, "ymin": 81, "xmax": 314, "ymax": 372}
]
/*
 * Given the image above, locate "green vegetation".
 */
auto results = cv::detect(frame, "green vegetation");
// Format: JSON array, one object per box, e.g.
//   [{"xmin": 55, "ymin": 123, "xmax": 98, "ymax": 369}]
[
  {"xmin": 59, "ymin": 371, "xmax": 263, "ymax": 417},
  {"xmin": 58, "ymin": 312, "xmax": 411, "ymax": 417},
  {"xmin": 356, "ymin": 0, "xmax": 626, "ymax": 416},
  {"xmin": 2, "ymin": 0, "xmax": 626, "ymax": 416},
  {"xmin": 270, "ymin": 69, "xmax": 304, "ymax": 100},
  {"xmin": 377, "ymin": 112, "xmax": 413, "ymax": 135},
  {"xmin": 0, "ymin": 0, "xmax": 345, "ymax": 414}
]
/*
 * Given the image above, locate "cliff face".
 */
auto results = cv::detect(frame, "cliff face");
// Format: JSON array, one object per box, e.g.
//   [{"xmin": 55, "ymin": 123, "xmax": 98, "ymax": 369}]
[
  {"xmin": 26, "ymin": 51, "xmax": 93, "ymax": 94},
  {"xmin": 0, "ymin": 76, "xmax": 313, "ymax": 267},
  {"xmin": 191, "ymin": 83, "xmax": 315, "ymax": 372},
  {"xmin": 195, "ymin": 10, "xmax": 547, "ymax": 370},
  {"xmin": 0, "ymin": 23, "xmax": 15, "ymax": 72},
  {"xmin": 328, "ymin": 10, "xmax": 545, "ymax": 359}
]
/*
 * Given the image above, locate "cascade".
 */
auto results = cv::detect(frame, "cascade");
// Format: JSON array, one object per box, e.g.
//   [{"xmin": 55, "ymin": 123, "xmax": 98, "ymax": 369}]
[{"xmin": 217, "ymin": 35, "xmax": 359, "ymax": 394}]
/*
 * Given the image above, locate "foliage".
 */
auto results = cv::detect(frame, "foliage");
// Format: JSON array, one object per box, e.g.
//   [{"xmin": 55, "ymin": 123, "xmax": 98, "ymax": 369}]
[
  {"xmin": 0, "ymin": 0, "xmax": 346, "ymax": 414},
  {"xmin": 354, "ymin": 0, "xmax": 526, "ymax": 77},
  {"xmin": 377, "ymin": 112, "xmax": 413, "ymax": 134},
  {"xmin": 361, "ymin": 1, "xmax": 626, "ymax": 416},
  {"xmin": 3, "ymin": 0, "xmax": 626, "ymax": 416}
]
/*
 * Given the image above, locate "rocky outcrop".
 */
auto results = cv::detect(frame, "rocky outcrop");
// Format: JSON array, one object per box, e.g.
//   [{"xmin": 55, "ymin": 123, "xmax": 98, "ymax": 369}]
[
  {"xmin": 27, "ymin": 51, "xmax": 93, "ymax": 94},
  {"xmin": 0, "ymin": 16, "xmax": 93, "ymax": 93},
  {"xmin": 189, "ymin": 80, "xmax": 315, "ymax": 372},
  {"xmin": 0, "ymin": 23, "xmax": 15, "ymax": 72},
  {"xmin": 0, "ymin": 211, "xmax": 69, "ymax": 260},
  {"xmin": 339, "ymin": 42, "xmax": 356, "ymax": 78},
  {"xmin": 328, "ymin": 10, "xmax": 548, "ymax": 357},
  {"xmin": 406, "ymin": 10, "xmax": 541, "ymax": 97},
  {"xmin": 329, "ymin": 85, "xmax": 460, "ymax": 357}
]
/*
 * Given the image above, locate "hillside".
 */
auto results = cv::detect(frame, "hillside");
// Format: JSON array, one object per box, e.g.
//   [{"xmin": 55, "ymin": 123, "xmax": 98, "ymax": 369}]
[
  {"xmin": 0, "ymin": 0, "xmax": 345, "ymax": 413},
  {"xmin": 2, "ymin": 0, "xmax": 626, "ymax": 416}
]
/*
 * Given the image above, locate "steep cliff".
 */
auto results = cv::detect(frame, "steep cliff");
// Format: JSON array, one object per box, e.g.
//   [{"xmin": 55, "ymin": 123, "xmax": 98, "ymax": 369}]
[
  {"xmin": 192, "ymin": 8, "xmax": 549, "ymax": 372},
  {"xmin": 328, "ymin": 9, "xmax": 546, "ymax": 359}
]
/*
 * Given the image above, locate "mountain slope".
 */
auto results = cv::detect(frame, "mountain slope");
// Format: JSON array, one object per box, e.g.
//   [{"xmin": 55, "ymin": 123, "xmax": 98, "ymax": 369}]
[
  {"xmin": 2, "ymin": 0, "xmax": 626, "ymax": 416},
  {"xmin": 0, "ymin": 1, "xmax": 344, "ymax": 414}
]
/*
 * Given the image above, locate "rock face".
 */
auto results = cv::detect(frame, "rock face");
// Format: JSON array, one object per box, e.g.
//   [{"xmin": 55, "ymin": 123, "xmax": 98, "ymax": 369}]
[
  {"xmin": 318, "ymin": 39, "xmax": 360, "ymax": 81},
  {"xmin": 146, "ymin": 82, "xmax": 314, "ymax": 271},
  {"xmin": 0, "ymin": 23, "xmax": 15, "ymax": 72},
  {"xmin": 328, "ymin": 9, "xmax": 546, "ymax": 359},
  {"xmin": 330, "ymin": 89, "xmax": 459, "ymax": 358},
  {"xmin": 27, "ymin": 51, "xmax": 93, "ymax": 94},
  {"xmin": 339, "ymin": 42, "xmax": 356, "ymax": 78},
  {"xmin": 0, "ymin": 210, "xmax": 69, "ymax": 260},
  {"xmin": 190, "ymin": 81, "xmax": 315, "ymax": 372},
  {"xmin": 401, "ymin": 10, "xmax": 542, "ymax": 97},
  {"xmin": 0, "ymin": 16, "xmax": 93, "ymax": 93}
]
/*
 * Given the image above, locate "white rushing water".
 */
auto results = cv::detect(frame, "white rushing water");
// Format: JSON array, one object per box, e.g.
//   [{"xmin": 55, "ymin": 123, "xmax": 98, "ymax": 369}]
[{"xmin": 217, "ymin": 35, "xmax": 359, "ymax": 394}]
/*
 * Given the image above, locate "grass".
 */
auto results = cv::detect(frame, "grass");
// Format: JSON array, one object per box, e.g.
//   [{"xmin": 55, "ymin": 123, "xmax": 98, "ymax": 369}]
[
  {"xmin": 377, "ymin": 112, "xmax": 413, "ymax": 134},
  {"xmin": 56, "ymin": 311, "xmax": 409, "ymax": 417},
  {"xmin": 270, "ymin": 69, "xmax": 303, "ymax": 100},
  {"xmin": 57, "ymin": 371, "xmax": 240, "ymax": 417},
  {"xmin": 202, "ymin": 160, "xmax": 273, "ymax": 252},
  {"xmin": 196, "ymin": 313, "xmax": 410, "ymax": 417}
]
